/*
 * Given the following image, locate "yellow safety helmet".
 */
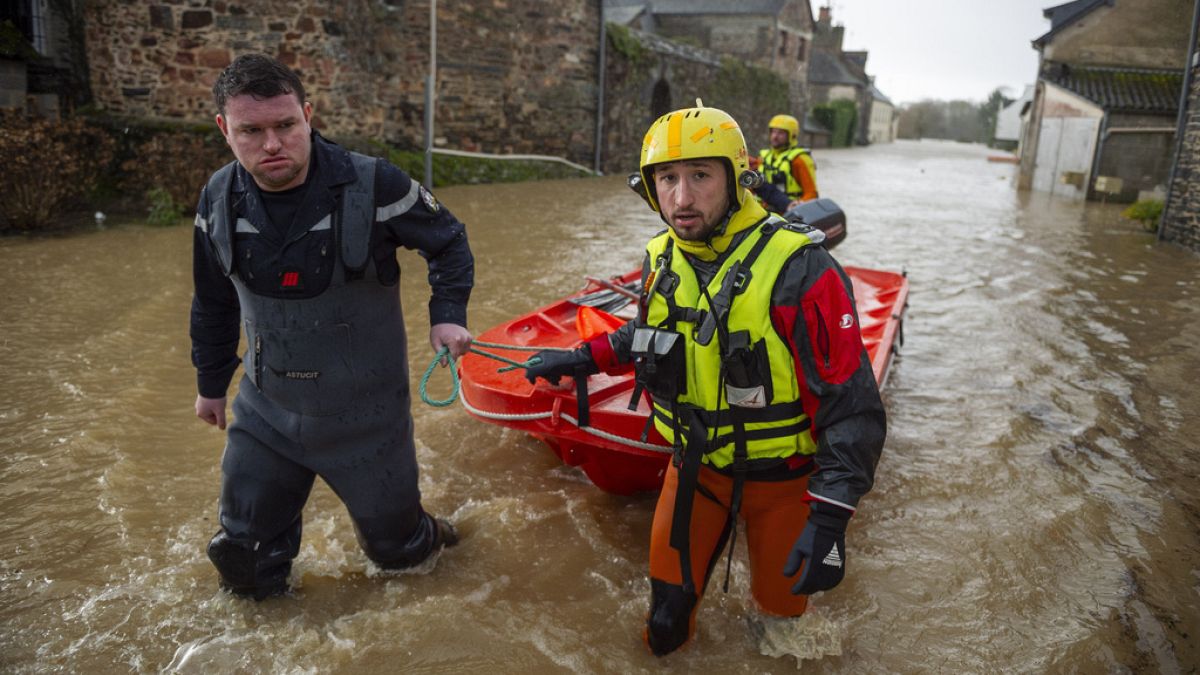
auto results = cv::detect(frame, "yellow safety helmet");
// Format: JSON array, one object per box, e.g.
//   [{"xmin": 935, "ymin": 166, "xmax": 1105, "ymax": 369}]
[
  {"xmin": 768, "ymin": 113, "xmax": 800, "ymax": 146},
  {"xmin": 638, "ymin": 100, "xmax": 753, "ymax": 214}
]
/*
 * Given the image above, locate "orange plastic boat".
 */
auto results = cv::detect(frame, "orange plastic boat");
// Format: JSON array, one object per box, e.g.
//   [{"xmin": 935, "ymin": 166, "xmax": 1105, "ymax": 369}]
[{"xmin": 458, "ymin": 265, "xmax": 908, "ymax": 495}]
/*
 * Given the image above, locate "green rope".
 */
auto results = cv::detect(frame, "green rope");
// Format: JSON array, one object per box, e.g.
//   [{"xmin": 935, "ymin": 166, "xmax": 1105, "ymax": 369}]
[
  {"xmin": 420, "ymin": 347, "xmax": 460, "ymax": 407},
  {"xmin": 418, "ymin": 340, "xmax": 574, "ymax": 406}
]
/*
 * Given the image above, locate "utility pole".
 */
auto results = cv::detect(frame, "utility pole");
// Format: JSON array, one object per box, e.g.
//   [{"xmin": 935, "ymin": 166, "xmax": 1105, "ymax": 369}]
[{"xmin": 423, "ymin": 0, "xmax": 437, "ymax": 190}]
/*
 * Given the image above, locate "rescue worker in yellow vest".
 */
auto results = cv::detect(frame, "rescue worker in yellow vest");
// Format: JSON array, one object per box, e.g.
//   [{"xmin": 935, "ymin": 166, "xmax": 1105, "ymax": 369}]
[
  {"xmin": 523, "ymin": 103, "xmax": 885, "ymax": 656},
  {"xmin": 754, "ymin": 113, "xmax": 818, "ymax": 208}
]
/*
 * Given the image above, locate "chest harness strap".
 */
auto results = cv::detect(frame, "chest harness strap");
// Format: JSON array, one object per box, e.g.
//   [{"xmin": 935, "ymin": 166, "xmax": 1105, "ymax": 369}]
[{"xmin": 662, "ymin": 219, "xmax": 786, "ymax": 596}]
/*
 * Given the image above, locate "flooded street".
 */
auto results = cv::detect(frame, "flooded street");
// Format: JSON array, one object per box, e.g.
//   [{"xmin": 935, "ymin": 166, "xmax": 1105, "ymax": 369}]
[{"xmin": 2, "ymin": 139, "xmax": 1199, "ymax": 673}]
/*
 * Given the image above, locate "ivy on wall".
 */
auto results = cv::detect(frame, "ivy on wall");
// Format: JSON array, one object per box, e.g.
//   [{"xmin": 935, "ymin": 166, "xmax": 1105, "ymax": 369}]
[
  {"xmin": 707, "ymin": 57, "xmax": 789, "ymax": 115},
  {"xmin": 812, "ymin": 99, "xmax": 857, "ymax": 147},
  {"xmin": 607, "ymin": 23, "xmax": 648, "ymax": 64}
]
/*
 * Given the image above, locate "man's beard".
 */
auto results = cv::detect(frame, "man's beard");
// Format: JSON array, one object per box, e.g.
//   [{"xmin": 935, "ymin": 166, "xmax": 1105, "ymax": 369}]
[{"xmin": 672, "ymin": 219, "xmax": 720, "ymax": 241}]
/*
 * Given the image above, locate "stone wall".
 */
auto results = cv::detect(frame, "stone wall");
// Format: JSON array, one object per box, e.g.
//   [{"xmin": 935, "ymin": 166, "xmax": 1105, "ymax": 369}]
[
  {"xmin": 649, "ymin": 1, "xmax": 812, "ymax": 125},
  {"xmin": 83, "ymin": 0, "xmax": 602, "ymax": 166},
  {"xmin": 600, "ymin": 26, "xmax": 789, "ymax": 176},
  {"xmin": 1162, "ymin": 66, "xmax": 1200, "ymax": 252},
  {"xmin": 1042, "ymin": 0, "xmax": 1190, "ymax": 70},
  {"xmin": 80, "ymin": 1, "xmax": 795, "ymax": 178}
]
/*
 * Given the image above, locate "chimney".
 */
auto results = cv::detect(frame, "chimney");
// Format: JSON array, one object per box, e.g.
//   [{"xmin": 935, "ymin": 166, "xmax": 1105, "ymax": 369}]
[{"xmin": 818, "ymin": 6, "xmax": 831, "ymax": 23}]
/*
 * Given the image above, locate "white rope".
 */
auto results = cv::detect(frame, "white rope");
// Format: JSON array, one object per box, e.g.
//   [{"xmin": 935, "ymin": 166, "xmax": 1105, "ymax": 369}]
[
  {"xmin": 459, "ymin": 389, "xmax": 672, "ymax": 454},
  {"xmin": 458, "ymin": 390, "xmax": 554, "ymax": 422}
]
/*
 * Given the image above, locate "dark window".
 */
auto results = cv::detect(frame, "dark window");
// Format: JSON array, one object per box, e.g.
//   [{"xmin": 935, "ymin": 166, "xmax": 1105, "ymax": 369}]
[
  {"xmin": 797, "ymin": 37, "xmax": 807, "ymax": 62},
  {"xmin": 779, "ymin": 30, "xmax": 789, "ymax": 57},
  {"xmin": 0, "ymin": 0, "xmax": 46, "ymax": 55}
]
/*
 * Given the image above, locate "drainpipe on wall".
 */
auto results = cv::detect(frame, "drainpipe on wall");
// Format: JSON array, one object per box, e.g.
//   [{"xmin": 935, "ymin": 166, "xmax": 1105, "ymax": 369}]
[
  {"xmin": 594, "ymin": 0, "xmax": 607, "ymax": 175},
  {"xmin": 1087, "ymin": 111, "xmax": 1110, "ymax": 201},
  {"xmin": 1159, "ymin": 0, "xmax": 1200, "ymax": 240}
]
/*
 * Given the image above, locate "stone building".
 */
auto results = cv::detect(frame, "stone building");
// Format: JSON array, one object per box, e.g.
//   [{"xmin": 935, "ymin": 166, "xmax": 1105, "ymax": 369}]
[
  {"xmin": 867, "ymin": 82, "xmax": 895, "ymax": 144},
  {"xmin": 608, "ymin": 0, "xmax": 816, "ymax": 131},
  {"xmin": 1160, "ymin": 2, "xmax": 1200, "ymax": 253},
  {"xmin": 808, "ymin": 6, "xmax": 889, "ymax": 145},
  {"xmin": 1017, "ymin": 0, "xmax": 1191, "ymax": 202},
  {"xmin": 599, "ymin": 22, "xmax": 805, "ymax": 172},
  {"xmin": 57, "ymin": 0, "xmax": 871, "ymax": 179},
  {"xmin": 83, "ymin": 0, "xmax": 606, "ymax": 170},
  {"xmin": 1, "ymin": 0, "xmax": 80, "ymax": 115}
]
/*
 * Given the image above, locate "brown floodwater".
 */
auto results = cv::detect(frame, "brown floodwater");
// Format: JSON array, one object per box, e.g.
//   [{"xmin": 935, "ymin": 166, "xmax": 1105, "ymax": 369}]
[{"xmin": 1, "ymin": 139, "xmax": 1198, "ymax": 673}]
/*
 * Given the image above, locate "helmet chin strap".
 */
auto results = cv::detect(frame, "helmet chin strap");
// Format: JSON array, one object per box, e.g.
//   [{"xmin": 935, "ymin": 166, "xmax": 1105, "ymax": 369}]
[
  {"xmin": 703, "ymin": 205, "xmax": 737, "ymax": 247},
  {"xmin": 700, "ymin": 204, "xmax": 734, "ymax": 255}
]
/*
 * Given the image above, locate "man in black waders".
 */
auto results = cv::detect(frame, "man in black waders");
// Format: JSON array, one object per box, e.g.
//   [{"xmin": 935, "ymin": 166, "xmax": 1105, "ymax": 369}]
[
  {"xmin": 191, "ymin": 54, "xmax": 473, "ymax": 599},
  {"xmin": 524, "ymin": 103, "xmax": 885, "ymax": 655}
]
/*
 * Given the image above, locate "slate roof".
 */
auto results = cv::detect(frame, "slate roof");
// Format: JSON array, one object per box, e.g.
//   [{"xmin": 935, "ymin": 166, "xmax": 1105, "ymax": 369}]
[
  {"xmin": 809, "ymin": 50, "xmax": 865, "ymax": 87},
  {"xmin": 1044, "ymin": 64, "xmax": 1183, "ymax": 114},
  {"xmin": 1033, "ymin": 0, "xmax": 1113, "ymax": 48},
  {"xmin": 870, "ymin": 84, "xmax": 893, "ymax": 106},
  {"xmin": 605, "ymin": 4, "xmax": 647, "ymax": 25},
  {"xmin": 621, "ymin": 26, "xmax": 723, "ymax": 66}
]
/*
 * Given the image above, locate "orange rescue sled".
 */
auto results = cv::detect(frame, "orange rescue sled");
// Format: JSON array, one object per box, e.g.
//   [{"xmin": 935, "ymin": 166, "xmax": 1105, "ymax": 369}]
[{"xmin": 458, "ymin": 266, "xmax": 908, "ymax": 496}]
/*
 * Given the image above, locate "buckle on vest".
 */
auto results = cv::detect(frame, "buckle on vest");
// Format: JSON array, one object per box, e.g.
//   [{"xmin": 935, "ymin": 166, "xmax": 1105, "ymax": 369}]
[{"xmin": 732, "ymin": 268, "xmax": 752, "ymax": 292}]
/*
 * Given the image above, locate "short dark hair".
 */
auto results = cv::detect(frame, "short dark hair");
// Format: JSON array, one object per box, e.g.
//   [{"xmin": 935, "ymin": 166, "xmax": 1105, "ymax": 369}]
[{"xmin": 212, "ymin": 53, "xmax": 306, "ymax": 115}]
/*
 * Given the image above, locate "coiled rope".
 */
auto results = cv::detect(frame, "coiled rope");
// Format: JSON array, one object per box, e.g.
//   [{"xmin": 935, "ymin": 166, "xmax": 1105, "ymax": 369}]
[
  {"xmin": 417, "ymin": 339, "xmax": 671, "ymax": 454},
  {"xmin": 418, "ymin": 339, "xmax": 571, "ymax": 407}
]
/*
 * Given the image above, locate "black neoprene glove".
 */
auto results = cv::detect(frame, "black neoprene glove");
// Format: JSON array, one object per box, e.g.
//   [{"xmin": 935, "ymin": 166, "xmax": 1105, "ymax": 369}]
[
  {"xmin": 524, "ymin": 345, "xmax": 599, "ymax": 385},
  {"xmin": 783, "ymin": 501, "xmax": 852, "ymax": 595}
]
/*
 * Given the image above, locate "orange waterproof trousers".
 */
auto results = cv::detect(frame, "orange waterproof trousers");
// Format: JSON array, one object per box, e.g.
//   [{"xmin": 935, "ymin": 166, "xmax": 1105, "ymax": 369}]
[{"xmin": 645, "ymin": 461, "xmax": 812, "ymax": 655}]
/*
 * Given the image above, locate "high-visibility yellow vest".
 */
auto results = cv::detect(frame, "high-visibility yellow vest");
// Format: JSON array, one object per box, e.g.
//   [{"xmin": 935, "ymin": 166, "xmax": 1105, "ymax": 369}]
[
  {"xmin": 758, "ymin": 146, "xmax": 815, "ymax": 200},
  {"xmin": 642, "ymin": 217, "xmax": 820, "ymax": 468}
]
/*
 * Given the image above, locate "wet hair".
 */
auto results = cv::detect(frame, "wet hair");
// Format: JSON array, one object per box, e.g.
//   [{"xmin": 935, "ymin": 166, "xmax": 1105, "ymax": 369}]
[{"xmin": 212, "ymin": 53, "xmax": 306, "ymax": 115}]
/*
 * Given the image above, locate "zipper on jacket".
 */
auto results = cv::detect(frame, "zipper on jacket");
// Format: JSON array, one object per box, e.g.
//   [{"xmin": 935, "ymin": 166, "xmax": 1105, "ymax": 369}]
[{"xmin": 254, "ymin": 333, "xmax": 263, "ymax": 386}]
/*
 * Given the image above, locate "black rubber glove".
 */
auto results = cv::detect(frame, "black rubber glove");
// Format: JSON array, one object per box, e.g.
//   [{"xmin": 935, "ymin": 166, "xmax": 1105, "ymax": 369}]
[
  {"xmin": 783, "ymin": 501, "xmax": 852, "ymax": 595},
  {"xmin": 524, "ymin": 345, "xmax": 599, "ymax": 385}
]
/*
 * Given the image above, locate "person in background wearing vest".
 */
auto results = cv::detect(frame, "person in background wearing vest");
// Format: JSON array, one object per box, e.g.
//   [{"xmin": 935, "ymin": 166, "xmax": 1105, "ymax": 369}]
[
  {"xmin": 751, "ymin": 113, "xmax": 818, "ymax": 211},
  {"xmin": 191, "ymin": 54, "xmax": 473, "ymax": 600},
  {"xmin": 523, "ymin": 103, "xmax": 884, "ymax": 655}
]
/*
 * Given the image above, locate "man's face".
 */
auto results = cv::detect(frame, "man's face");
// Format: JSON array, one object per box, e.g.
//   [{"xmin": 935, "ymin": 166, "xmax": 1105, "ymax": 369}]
[
  {"xmin": 653, "ymin": 158, "xmax": 730, "ymax": 241},
  {"xmin": 216, "ymin": 92, "xmax": 313, "ymax": 192},
  {"xmin": 769, "ymin": 127, "xmax": 791, "ymax": 149}
]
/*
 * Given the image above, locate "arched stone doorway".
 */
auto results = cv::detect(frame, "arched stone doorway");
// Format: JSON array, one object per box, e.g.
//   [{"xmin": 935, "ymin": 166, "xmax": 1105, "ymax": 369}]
[{"xmin": 651, "ymin": 78, "xmax": 671, "ymax": 120}]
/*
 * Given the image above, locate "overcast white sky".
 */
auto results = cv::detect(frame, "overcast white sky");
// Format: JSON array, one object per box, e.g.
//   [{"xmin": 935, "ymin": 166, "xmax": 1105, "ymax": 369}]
[{"xmin": 829, "ymin": 0, "xmax": 1057, "ymax": 105}]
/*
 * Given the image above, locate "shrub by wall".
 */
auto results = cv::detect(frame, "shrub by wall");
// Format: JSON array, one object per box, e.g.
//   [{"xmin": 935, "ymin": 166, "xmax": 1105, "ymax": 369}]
[
  {"xmin": 0, "ymin": 111, "xmax": 117, "ymax": 232},
  {"xmin": 115, "ymin": 124, "xmax": 229, "ymax": 219},
  {"xmin": 0, "ymin": 112, "xmax": 234, "ymax": 232}
]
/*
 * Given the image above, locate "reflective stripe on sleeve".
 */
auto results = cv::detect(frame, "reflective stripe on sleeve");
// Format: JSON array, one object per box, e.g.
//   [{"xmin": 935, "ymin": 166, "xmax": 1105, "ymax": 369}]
[{"xmin": 375, "ymin": 180, "xmax": 420, "ymax": 222}]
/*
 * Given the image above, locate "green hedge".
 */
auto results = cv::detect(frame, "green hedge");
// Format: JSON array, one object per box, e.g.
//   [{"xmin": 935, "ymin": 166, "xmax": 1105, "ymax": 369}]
[{"xmin": 812, "ymin": 99, "xmax": 857, "ymax": 147}]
